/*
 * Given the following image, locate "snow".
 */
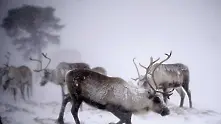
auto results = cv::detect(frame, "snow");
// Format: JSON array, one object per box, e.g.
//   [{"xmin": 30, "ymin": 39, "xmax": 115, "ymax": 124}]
[{"xmin": 0, "ymin": 81, "xmax": 221, "ymax": 124}]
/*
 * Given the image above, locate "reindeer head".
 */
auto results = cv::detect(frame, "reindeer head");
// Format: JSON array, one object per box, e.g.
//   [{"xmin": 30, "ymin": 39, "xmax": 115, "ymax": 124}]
[
  {"xmin": 1, "ymin": 66, "xmax": 13, "ymax": 91},
  {"xmin": 133, "ymin": 51, "xmax": 174, "ymax": 99},
  {"xmin": 30, "ymin": 53, "xmax": 52, "ymax": 86},
  {"xmin": 1, "ymin": 68, "xmax": 14, "ymax": 91},
  {"xmin": 1, "ymin": 52, "xmax": 15, "ymax": 90},
  {"xmin": 145, "ymin": 90, "xmax": 170, "ymax": 116},
  {"xmin": 2, "ymin": 76, "xmax": 14, "ymax": 91}
]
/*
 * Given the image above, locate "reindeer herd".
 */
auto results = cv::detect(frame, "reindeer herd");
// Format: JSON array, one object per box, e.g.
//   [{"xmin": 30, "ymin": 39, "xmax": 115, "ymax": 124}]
[{"xmin": 0, "ymin": 51, "xmax": 192, "ymax": 124}]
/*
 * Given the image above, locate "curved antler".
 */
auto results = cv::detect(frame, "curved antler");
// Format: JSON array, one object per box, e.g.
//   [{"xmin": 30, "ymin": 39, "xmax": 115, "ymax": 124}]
[
  {"xmin": 42, "ymin": 53, "xmax": 51, "ymax": 69},
  {"xmin": 29, "ymin": 53, "xmax": 51, "ymax": 72},
  {"xmin": 139, "ymin": 57, "xmax": 160, "ymax": 82},
  {"xmin": 138, "ymin": 51, "xmax": 174, "ymax": 97},
  {"xmin": 136, "ymin": 56, "xmax": 160, "ymax": 93},
  {"xmin": 131, "ymin": 58, "xmax": 141, "ymax": 81},
  {"xmin": 29, "ymin": 57, "xmax": 43, "ymax": 72},
  {"xmin": 151, "ymin": 51, "xmax": 175, "ymax": 96}
]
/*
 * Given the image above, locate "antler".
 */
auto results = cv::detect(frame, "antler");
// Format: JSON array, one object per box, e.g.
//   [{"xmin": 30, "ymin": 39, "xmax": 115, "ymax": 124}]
[
  {"xmin": 42, "ymin": 53, "xmax": 51, "ymax": 69},
  {"xmin": 151, "ymin": 51, "xmax": 175, "ymax": 96},
  {"xmin": 139, "ymin": 56, "xmax": 160, "ymax": 82},
  {"xmin": 29, "ymin": 57, "xmax": 43, "ymax": 72},
  {"xmin": 131, "ymin": 58, "xmax": 141, "ymax": 81},
  {"xmin": 138, "ymin": 51, "xmax": 174, "ymax": 97},
  {"xmin": 29, "ymin": 53, "xmax": 51, "ymax": 72},
  {"xmin": 152, "ymin": 51, "xmax": 172, "ymax": 89}
]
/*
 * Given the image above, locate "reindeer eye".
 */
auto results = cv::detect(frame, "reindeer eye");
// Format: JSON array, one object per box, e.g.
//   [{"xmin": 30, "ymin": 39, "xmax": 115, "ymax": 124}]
[{"xmin": 153, "ymin": 96, "xmax": 161, "ymax": 104}]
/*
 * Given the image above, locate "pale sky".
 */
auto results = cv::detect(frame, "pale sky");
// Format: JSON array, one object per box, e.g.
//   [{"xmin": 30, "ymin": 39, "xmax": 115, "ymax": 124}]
[{"xmin": 0, "ymin": 0, "xmax": 221, "ymax": 111}]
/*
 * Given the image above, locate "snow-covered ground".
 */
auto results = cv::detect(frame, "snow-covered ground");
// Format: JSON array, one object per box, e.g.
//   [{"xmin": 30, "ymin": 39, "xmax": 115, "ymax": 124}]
[{"xmin": 0, "ymin": 82, "xmax": 221, "ymax": 124}]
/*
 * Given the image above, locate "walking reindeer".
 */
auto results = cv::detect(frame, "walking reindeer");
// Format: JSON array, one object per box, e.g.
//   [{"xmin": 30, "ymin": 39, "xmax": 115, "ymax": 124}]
[
  {"xmin": 57, "ymin": 66, "xmax": 108, "ymax": 123},
  {"xmin": 61, "ymin": 52, "xmax": 174, "ymax": 124},
  {"xmin": 30, "ymin": 53, "xmax": 91, "ymax": 114},
  {"xmin": 1, "ymin": 53, "xmax": 33, "ymax": 101},
  {"xmin": 132, "ymin": 51, "xmax": 192, "ymax": 108}
]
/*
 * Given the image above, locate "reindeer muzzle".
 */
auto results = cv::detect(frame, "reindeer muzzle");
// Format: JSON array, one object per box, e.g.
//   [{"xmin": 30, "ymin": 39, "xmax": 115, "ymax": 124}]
[{"xmin": 160, "ymin": 107, "xmax": 170, "ymax": 116}]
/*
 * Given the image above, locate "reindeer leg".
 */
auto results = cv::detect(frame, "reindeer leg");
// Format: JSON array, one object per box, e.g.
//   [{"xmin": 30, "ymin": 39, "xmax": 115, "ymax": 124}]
[
  {"xmin": 13, "ymin": 88, "xmax": 17, "ymax": 101},
  {"xmin": 176, "ymin": 87, "xmax": 185, "ymax": 107},
  {"xmin": 109, "ymin": 112, "xmax": 132, "ymax": 124},
  {"xmin": 60, "ymin": 85, "xmax": 65, "ymax": 101},
  {"xmin": 24, "ymin": 83, "xmax": 29, "ymax": 99},
  {"xmin": 57, "ymin": 94, "xmax": 71, "ymax": 124},
  {"xmin": 70, "ymin": 97, "xmax": 82, "ymax": 124},
  {"xmin": 106, "ymin": 104, "xmax": 132, "ymax": 124},
  {"xmin": 182, "ymin": 82, "xmax": 192, "ymax": 108},
  {"xmin": 186, "ymin": 90, "xmax": 192, "ymax": 108},
  {"xmin": 20, "ymin": 85, "xmax": 26, "ymax": 101},
  {"xmin": 27, "ymin": 84, "xmax": 31, "ymax": 99},
  {"xmin": 29, "ymin": 80, "xmax": 33, "ymax": 97}
]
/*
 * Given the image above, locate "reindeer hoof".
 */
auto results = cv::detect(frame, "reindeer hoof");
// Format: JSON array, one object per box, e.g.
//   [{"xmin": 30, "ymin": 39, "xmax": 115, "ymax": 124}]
[{"xmin": 56, "ymin": 118, "xmax": 64, "ymax": 124}]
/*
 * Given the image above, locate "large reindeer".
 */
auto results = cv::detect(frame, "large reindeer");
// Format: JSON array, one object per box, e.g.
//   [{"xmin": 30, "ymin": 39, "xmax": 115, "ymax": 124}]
[
  {"xmin": 132, "ymin": 51, "xmax": 192, "ymax": 108},
  {"xmin": 1, "ymin": 53, "xmax": 33, "ymax": 101},
  {"xmin": 60, "ymin": 52, "xmax": 174, "ymax": 124}
]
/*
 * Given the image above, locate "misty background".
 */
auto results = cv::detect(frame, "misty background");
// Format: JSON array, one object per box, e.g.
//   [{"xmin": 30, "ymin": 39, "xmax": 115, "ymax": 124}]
[{"xmin": 0, "ymin": 0, "xmax": 221, "ymax": 113}]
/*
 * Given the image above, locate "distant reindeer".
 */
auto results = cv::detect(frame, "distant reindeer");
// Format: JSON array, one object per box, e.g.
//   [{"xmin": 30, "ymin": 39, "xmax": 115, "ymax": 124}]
[
  {"xmin": 1, "ymin": 53, "xmax": 33, "ymax": 101},
  {"xmin": 30, "ymin": 53, "xmax": 91, "ymax": 116},
  {"xmin": 132, "ymin": 51, "xmax": 192, "ymax": 108},
  {"xmin": 61, "ymin": 52, "xmax": 174, "ymax": 124},
  {"xmin": 30, "ymin": 53, "xmax": 91, "ymax": 101},
  {"xmin": 57, "ymin": 66, "xmax": 108, "ymax": 123}
]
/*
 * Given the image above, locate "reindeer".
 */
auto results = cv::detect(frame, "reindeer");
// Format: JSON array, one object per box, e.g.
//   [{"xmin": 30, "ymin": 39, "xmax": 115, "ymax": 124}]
[
  {"xmin": 29, "ymin": 53, "xmax": 91, "ymax": 100},
  {"xmin": 30, "ymin": 53, "xmax": 91, "ymax": 116},
  {"xmin": 61, "ymin": 52, "xmax": 174, "ymax": 124},
  {"xmin": 1, "ymin": 53, "xmax": 33, "ymax": 101},
  {"xmin": 1, "ymin": 65, "xmax": 33, "ymax": 101},
  {"xmin": 132, "ymin": 51, "xmax": 192, "ymax": 108}
]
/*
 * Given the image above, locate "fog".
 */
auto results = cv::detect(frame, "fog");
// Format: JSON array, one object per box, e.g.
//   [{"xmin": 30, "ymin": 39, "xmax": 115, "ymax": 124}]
[{"xmin": 0, "ymin": 0, "xmax": 221, "ymax": 122}]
